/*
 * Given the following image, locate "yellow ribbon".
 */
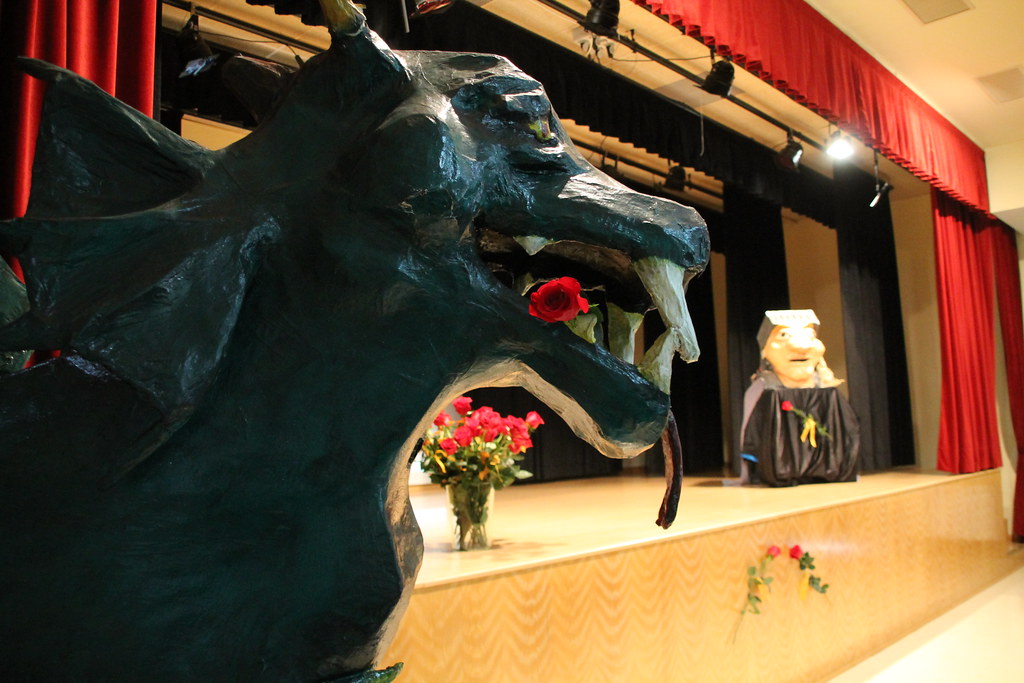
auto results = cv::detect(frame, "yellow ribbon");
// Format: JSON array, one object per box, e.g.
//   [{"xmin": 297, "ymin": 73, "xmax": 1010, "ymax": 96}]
[
  {"xmin": 431, "ymin": 453, "xmax": 447, "ymax": 473},
  {"xmin": 800, "ymin": 417, "xmax": 818, "ymax": 448},
  {"xmin": 798, "ymin": 572, "xmax": 811, "ymax": 600}
]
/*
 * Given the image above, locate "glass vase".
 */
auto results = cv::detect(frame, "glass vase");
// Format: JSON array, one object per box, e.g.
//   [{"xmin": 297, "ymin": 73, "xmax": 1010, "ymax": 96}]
[{"xmin": 447, "ymin": 481, "xmax": 494, "ymax": 551}]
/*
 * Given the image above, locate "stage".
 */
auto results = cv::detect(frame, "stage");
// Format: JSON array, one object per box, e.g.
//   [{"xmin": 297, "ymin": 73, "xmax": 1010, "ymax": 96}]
[{"xmin": 383, "ymin": 469, "xmax": 1022, "ymax": 682}]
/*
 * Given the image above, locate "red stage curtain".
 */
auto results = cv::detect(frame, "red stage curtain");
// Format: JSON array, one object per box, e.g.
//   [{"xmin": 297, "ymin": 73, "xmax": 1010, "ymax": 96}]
[
  {"xmin": 633, "ymin": 0, "xmax": 990, "ymax": 213},
  {"xmin": 0, "ymin": 0, "xmax": 156, "ymax": 365},
  {"xmin": 989, "ymin": 225, "xmax": 1024, "ymax": 538},
  {"xmin": 933, "ymin": 189, "xmax": 1001, "ymax": 474},
  {"xmin": 1, "ymin": 0, "xmax": 157, "ymax": 231}
]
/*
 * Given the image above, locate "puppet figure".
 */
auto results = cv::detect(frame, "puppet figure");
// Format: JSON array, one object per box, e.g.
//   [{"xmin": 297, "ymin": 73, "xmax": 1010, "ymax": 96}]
[{"xmin": 737, "ymin": 310, "xmax": 859, "ymax": 486}]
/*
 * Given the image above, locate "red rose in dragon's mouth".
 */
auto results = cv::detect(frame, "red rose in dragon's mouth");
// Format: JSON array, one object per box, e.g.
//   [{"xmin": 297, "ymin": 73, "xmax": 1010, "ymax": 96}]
[{"xmin": 529, "ymin": 277, "xmax": 590, "ymax": 323}]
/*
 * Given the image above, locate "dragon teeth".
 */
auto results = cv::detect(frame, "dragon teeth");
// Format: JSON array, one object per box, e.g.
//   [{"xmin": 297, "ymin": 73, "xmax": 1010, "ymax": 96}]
[
  {"xmin": 632, "ymin": 256, "xmax": 700, "ymax": 363},
  {"xmin": 515, "ymin": 271, "xmax": 539, "ymax": 296},
  {"xmin": 514, "ymin": 235, "xmax": 553, "ymax": 256},
  {"xmin": 512, "ymin": 241, "xmax": 699, "ymax": 394},
  {"xmin": 566, "ymin": 311, "xmax": 600, "ymax": 344},
  {"xmin": 637, "ymin": 328, "xmax": 684, "ymax": 394},
  {"xmin": 606, "ymin": 302, "xmax": 643, "ymax": 363}
]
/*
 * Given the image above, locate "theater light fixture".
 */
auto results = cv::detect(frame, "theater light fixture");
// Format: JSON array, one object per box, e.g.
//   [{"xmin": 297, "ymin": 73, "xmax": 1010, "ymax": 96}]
[
  {"xmin": 664, "ymin": 165, "xmax": 688, "ymax": 191},
  {"xmin": 580, "ymin": 0, "xmax": 620, "ymax": 38},
  {"xmin": 869, "ymin": 151, "xmax": 893, "ymax": 207},
  {"xmin": 410, "ymin": 0, "xmax": 459, "ymax": 18},
  {"xmin": 825, "ymin": 130, "xmax": 854, "ymax": 160},
  {"xmin": 774, "ymin": 132, "xmax": 804, "ymax": 172},
  {"xmin": 869, "ymin": 182, "xmax": 893, "ymax": 208},
  {"xmin": 177, "ymin": 15, "xmax": 218, "ymax": 78},
  {"xmin": 700, "ymin": 57, "xmax": 735, "ymax": 97}
]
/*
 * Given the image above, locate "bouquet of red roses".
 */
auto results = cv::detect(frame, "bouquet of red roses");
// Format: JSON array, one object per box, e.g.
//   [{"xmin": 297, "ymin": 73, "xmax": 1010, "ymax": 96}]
[{"xmin": 420, "ymin": 396, "xmax": 543, "ymax": 490}]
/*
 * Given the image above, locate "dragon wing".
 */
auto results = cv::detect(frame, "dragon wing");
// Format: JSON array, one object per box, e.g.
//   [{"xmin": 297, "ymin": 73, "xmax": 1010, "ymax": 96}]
[{"xmin": 0, "ymin": 60, "xmax": 277, "ymax": 483}]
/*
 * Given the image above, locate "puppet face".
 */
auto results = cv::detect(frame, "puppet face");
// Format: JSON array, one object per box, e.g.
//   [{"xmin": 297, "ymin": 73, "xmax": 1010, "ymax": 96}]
[{"xmin": 763, "ymin": 324, "xmax": 825, "ymax": 388}]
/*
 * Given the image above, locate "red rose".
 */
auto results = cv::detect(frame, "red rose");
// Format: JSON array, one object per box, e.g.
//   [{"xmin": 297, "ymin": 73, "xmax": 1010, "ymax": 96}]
[
  {"xmin": 453, "ymin": 425, "xmax": 473, "ymax": 447},
  {"xmin": 507, "ymin": 417, "xmax": 529, "ymax": 439},
  {"xmin": 529, "ymin": 277, "xmax": 590, "ymax": 323},
  {"xmin": 789, "ymin": 544, "xmax": 803, "ymax": 559},
  {"xmin": 510, "ymin": 437, "xmax": 533, "ymax": 453},
  {"xmin": 433, "ymin": 412, "xmax": 452, "ymax": 427},
  {"xmin": 781, "ymin": 400, "xmax": 794, "ymax": 412},
  {"xmin": 766, "ymin": 545, "xmax": 781, "ymax": 558},
  {"xmin": 439, "ymin": 438, "xmax": 458, "ymax": 455},
  {"xmin": 525, "ymin": 411, "xmax": 544, "ymax": 429},
  {"xmin": 476, "ymin": 408, "xmax": 502, "ymax": 429},
  {"xmin": 452, "ymin": 396, "xmax": 473, "ymax": 415}
]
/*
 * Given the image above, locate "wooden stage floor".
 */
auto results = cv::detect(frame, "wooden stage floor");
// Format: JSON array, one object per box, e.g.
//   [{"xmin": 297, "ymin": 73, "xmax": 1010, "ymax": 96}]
[
  {"xmin": 386, "ymin": 469, "xmax": 1022, "ymax": 682},
  {"xmin": 409, "ymin": 469, "xmax": 986, "ymax": 588}
]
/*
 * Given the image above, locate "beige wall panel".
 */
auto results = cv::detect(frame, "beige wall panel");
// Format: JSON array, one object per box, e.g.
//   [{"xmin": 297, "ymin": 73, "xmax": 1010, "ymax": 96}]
[
  {"xmin": 711, "ymin": 251, "xmax": 731, "ymax": 465},
  {"xmin": 385, "ymin": 472, "xmax": 1019, "ymax": 682},
  {"xmin": 179, "ymin": 115, "xmax": 249, "ymax": 150},
  {"xmin": 890, "ymin": 193, "xmax": 940, "ymax": 469},
  {"xmin": 782, "ymin": 214, "xmax": 847, "ymax": 393}
]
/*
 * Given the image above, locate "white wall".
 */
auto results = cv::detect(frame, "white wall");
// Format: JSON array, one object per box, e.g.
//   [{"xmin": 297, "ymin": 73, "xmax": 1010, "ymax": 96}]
[{"xmin": 987, "ymin": 140, "xmax": 1024, "ymax": 234}]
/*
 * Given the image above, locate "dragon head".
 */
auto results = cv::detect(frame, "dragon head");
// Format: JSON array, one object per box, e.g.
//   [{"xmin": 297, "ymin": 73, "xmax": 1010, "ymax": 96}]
[{"xmin": 0, "ymin": 7, "xmax": 707, "ymax": 681}]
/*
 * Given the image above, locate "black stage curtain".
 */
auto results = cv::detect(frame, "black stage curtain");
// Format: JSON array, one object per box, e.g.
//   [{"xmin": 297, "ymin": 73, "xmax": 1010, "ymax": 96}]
[
  {"xmin": 722, "ymin": 185, "xmax": 790, "ymax": 475},
  {"xmin": 644, "ymin": 225, "xmax": 724, "ymax": 476},
  {"xmin": 465, "ymin": 387, "xmax": 619, "ymax": 484},
  {"xmin": 392, "ymin": 3, "xmax": 836, "ymax": 227},
  {"xmin": 394, "ymin": 4, "xmax": 915, "ymax": 474},
  {"xmin": 832, "ymin": 164, "xmax": 915, "ymax": 469}
]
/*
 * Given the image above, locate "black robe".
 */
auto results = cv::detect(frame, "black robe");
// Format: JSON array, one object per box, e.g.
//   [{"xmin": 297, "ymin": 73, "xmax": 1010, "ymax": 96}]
[{"xmin": 741, "ymin": 383, "xmax": 860, "ymax": 487}]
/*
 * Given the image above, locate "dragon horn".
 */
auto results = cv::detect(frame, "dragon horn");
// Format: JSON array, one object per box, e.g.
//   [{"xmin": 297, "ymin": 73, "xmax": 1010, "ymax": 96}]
[{"xmin": 318, "ymin": 0, "xmax": 365, "ymax": 35}]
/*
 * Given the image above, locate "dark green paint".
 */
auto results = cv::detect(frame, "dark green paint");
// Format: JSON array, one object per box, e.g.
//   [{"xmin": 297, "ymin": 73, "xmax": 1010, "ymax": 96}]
[{"xmin": 0, "ymin": 21, "xmax": 707, "ymax": 681}]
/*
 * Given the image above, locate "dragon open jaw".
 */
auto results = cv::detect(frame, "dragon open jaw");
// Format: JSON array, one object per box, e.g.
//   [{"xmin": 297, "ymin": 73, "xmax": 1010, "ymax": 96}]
[{"xmin": 474, "ymin": 224, "xmax": 702, "ymax": 394}]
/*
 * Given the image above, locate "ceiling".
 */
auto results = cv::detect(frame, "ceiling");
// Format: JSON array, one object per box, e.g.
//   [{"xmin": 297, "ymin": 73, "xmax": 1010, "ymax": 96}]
[
  {"xmin": 162, "ymin": 0, "xmax": 1024, "ymax": 217},
  {"xmin": 803, "ymin": 0, "xmax": 1024, "ymax": 151}
]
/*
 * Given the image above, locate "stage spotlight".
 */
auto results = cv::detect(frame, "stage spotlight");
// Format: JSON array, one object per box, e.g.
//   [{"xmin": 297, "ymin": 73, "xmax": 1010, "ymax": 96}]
[
  {"xmin": 411, "ymin": 0, "xmax": 459, "ymax": 18},
  {"xmin": 664, "ymin": 165, "xmax": 688, "ymax": 191},
  {"xmin": 177, "ymin": 15, "xmax": 218, "ymax": 78},
  {"xmin": 870, "ymin": 182, "xmax": 893, "ymax": 208},
  {"xmin": 700, "ymin": 59, "xmax": 735, "ymax": 97},
  {"xmin": 825, "ymin": 131, "xmax": 854, "ymax": 160},
  {"xmin": 775, "ymin": 134, "xmax": 804, "ymax": 172},
  {"xmin": 580, "ymin": 0, "xmax": 620, "ymax": 37}
]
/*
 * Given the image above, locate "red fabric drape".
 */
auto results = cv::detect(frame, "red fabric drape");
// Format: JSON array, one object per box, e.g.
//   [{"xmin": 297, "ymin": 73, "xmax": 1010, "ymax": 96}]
[
  {"xmin": 989, "ymin": 225, "xmax": 1024, "ymax": 538},
  {"xmin": 933, "ymin": 189, "xmax": 1001, "ymax": 474},
  {"xmin": 633, "ymin": 0, "xmax": 990, "ymax": 213},
  {"xmin": 1, "ymin": 0, "xmax": 157, "ymax": 224},
  {"xmin": 0, "ymin": 0, "xmax": 156, "ymax": 362}
]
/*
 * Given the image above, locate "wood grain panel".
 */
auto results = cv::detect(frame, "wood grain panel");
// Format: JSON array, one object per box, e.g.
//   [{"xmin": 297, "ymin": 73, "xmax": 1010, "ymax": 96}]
[{"xmin": 384, "ymin": 470, "xmax": 1021, "ymax": 682}]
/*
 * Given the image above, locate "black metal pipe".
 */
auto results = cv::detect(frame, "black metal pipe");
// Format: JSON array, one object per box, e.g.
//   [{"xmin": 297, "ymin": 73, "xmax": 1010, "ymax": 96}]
[
  {"xmin": 533, "ymin": 0, "xmax": 823, "ymax": 151},
  {"xmin": 162, "ymin": 0, "xmax": 327, "ymax": 55},
  {"xmin": 570, "ymin": 137, "xmax": 724, "ymax": 200}
]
